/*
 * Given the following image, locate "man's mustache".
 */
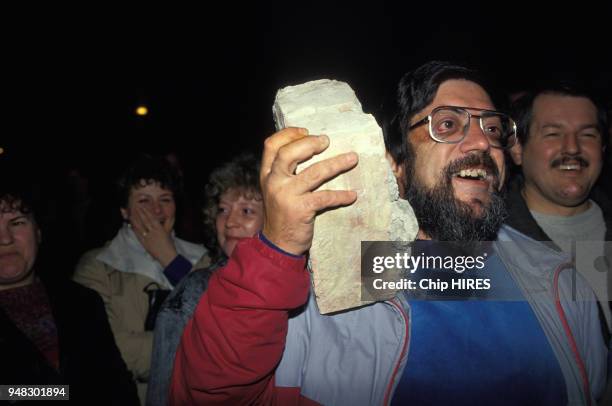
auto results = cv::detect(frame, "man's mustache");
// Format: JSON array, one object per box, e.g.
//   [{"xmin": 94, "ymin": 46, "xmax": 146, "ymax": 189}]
[
  {"xmin": 443, "ymin": 152, "xmax": 501, "ymax": 189},
  {"xmin": 550, "ymin": 155, "xmax": 589, "ymax": 169}
]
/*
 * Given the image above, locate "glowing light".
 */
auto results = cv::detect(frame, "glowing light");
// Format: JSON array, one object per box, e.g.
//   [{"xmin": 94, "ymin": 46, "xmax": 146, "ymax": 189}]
[{"xmin": 135, "ymin": 105, "xmax": 148, "ymax": 116}]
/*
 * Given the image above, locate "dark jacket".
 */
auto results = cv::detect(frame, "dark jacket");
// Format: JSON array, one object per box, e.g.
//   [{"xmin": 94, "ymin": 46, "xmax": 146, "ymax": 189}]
[{"xmin": 0, "ymin": 277, "xmax": 139, "ymax": 405}]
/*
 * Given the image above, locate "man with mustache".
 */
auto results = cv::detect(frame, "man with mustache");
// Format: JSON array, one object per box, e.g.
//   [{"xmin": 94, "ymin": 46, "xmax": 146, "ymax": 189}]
[
  {"xmin": 507, "ymin": 84, "xmax": 611, "ymax": 333},
  {"xmin": 171, "ymin": 62, "xmax": 607, "ymax": 405}
]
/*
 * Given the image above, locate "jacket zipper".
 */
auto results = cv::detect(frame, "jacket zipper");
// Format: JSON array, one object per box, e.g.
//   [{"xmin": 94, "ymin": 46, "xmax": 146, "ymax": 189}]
[
  {"xmin": 553, "ymin": 262, "xmax": 592, "ymax": 406},
  {"xmin": 383, "ymin": 298, "xmax": 410, "ymax": 406}
]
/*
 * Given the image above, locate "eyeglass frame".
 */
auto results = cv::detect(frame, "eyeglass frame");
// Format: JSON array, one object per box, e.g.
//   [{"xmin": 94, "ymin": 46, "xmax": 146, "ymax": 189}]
[{"xmin": 408, "ymin": 105, "xmax": 518, "ymax": 149}]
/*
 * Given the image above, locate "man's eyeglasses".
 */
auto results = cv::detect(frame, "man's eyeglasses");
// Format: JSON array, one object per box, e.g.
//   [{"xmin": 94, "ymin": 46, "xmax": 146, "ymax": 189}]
[{"xmin": 408, "ymin": 106, "xmax": 517, "ymax": 149}]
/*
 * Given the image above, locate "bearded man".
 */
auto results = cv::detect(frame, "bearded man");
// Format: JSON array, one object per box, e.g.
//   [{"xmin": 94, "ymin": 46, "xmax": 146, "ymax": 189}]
[{"xmin": 170, "ymin": 61, "xmax": 607, "ymax": 406}]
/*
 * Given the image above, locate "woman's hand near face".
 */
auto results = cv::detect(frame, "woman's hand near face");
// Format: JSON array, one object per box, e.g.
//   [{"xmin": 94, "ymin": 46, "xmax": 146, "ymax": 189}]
[{"xmin": 131, "ymin": 205, "xmax": 178, "ymax": 268}]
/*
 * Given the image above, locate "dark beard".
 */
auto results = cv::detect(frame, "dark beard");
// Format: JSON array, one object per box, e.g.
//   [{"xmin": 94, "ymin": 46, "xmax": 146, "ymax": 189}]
[{"xmin": 403, "ymin": 147, "xmax": 507, "ymax": 243}]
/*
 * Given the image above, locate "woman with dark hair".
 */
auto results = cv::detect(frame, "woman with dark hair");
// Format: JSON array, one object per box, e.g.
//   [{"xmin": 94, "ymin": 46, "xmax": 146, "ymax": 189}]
[
  {"xmin": 146, "ymin": 153, "xmax": 263, "ymax": 406},
  {"xmin": 0, "ymin": 183, "xmax": 139, "ymax": 405},
  {"xmin": 73, "ymin": 155, "xmax": 208, "ymax": 404}
]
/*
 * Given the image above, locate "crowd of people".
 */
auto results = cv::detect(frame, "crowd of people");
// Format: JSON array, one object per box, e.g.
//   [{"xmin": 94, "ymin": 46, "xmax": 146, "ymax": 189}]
[{"xmin": 2, "ymin": 60, "xmax": 612, "ymax": 405}]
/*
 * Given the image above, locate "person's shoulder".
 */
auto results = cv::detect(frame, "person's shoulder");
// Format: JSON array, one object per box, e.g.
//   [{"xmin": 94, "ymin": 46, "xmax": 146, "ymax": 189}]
[
  {"xmin": 73, "ymin": 245, "xmax": 114, "ymax": 278},
  {"xmin": 77, "ymin": 246, "xmax": 106, "ymax": 264}
]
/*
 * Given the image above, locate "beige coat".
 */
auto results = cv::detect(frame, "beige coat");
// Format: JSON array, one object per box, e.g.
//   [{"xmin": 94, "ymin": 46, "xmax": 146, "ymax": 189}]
[{"xmin": 73, "ymin": 248, "xmax": 210, "ymax": 403}]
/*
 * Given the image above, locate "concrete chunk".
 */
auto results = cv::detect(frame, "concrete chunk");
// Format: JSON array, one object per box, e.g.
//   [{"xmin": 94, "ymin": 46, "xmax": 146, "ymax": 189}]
[{"xmin": 273, "ymin": 79, "xmax": 418, "ymax": 313}]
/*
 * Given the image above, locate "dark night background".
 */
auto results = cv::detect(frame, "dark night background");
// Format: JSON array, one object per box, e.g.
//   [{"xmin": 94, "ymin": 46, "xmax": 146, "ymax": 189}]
[{"xmin": 2, "ymin": 2, "xmax": 612, "ymax": 274}]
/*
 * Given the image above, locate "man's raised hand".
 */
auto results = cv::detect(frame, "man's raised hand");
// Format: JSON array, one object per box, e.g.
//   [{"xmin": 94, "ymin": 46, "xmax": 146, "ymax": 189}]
[{"xmin": 260, "ymin": 127, "xmax": 358, "ymax": 256}]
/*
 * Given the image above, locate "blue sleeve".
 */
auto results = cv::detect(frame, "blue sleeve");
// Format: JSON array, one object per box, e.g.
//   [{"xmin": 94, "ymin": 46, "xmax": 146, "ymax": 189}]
[
  {"xmin": 258, "ymin": 231, "xmax": 304, "ymax": 259},
  {"xmin": 163, "ymin": 255, "xmax": 192, "ymax": 286}
]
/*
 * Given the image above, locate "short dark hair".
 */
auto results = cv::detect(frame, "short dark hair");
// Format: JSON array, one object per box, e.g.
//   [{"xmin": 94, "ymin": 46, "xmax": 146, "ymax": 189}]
[
  {"xmin": 381, "ymin": 61, "xmax": 498, "ymax": 166},
  {"xmin": 0, "ymin": 184, "xmax": 37, "ymax": 217},
  {"xmin": 202, "ymin": 153, "xmax": 261, "ymax": 260},
  {"xmin": 117, "ymin": 154, "xmax": 182, "ymax": 208},
  {"xmin": 511, "ymin": 81, "xmax": 609, "ymax": 147}
]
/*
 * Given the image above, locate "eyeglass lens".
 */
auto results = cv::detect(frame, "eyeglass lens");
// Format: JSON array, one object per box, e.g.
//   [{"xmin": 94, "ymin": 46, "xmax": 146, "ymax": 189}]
[{"xmin": 431, "ymin": 108, "xmax": 514, "ymax": 147}]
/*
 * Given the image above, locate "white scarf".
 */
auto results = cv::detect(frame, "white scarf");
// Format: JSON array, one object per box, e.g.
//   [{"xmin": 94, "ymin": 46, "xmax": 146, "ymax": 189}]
[{"xmin": 96, "ymin": 224, "xmax": 206, "ymax": 289}]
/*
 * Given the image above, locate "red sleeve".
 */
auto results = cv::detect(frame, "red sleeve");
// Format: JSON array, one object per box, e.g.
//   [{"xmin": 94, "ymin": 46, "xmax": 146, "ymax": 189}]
[{"xmin": 169, "ymin": 236, "xmax": 311, "ymax": 405}]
